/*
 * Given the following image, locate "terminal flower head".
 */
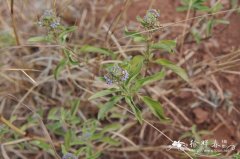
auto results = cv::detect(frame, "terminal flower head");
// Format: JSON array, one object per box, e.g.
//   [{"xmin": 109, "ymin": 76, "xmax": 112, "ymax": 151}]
[
  {"xmin": 137, "ymin": 9, "xmax": 160, "ymax": 30},
  {"xmin": 104, "ymin": 64, "xmax": 129, "ymax": 85},
  {"xmin": 38, "ymin": 9, "xmax": 62, "ymax": 31}
]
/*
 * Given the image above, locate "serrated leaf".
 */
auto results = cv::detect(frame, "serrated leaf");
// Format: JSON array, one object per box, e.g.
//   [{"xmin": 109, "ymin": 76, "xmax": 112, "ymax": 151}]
[
  {"xmin": 141, "ymin": 96, "xmax": 168, "ymax": 120},
  {"xmin": 98, "ymin": 96, "xmax": 122, "ymax": 120},
  {"xmin": 88, "ymin": 88, "xmax": 118, "ymax": 100},
  {"xmin": 155, "ymin": 59, "xmax": 189, "ymax": 81},
  {"xmin": 80, "ymin": 45, "xmax": 114, "ymax": 56},
  {"xmin": 150, "ymin": 40, "xmax": 176, "ymax": 53},
  {"xmin": 125, "ymin": 97, "xmax": 142, "ymax": 124}
]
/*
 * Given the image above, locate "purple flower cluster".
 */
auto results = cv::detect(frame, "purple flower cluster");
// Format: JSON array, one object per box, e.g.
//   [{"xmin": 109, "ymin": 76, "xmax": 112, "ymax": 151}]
[
  {"xmin": 38, "ymin": 9, "xmax": 61, "ymax": 30},
  {"xmin": 104, "ymin": 65, "xmax": 129, "ymax": 85},
  {"xmin": 104, "ymin": 75, "xmax": 113, "ymax": 85},
  {"xmin": 121, "ymin": 70, "xmax": 129, "ymax": 81},
  {"xmin": 140, "ymin": 9, "xmax": 160, "ymax": 30},
  {"xmin": 50, "ymin": 21, "xmax": 60, "ymax": 28}
]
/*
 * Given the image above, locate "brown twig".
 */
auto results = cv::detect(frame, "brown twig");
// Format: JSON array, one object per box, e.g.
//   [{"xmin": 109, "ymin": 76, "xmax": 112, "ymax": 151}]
[
  {"xmin": 0, "ymin": 115, "xmax": 26, "ymax": 136},
  {"xmin": 10, "ymin": 0, "xmax": 20, "ymax": 45}
]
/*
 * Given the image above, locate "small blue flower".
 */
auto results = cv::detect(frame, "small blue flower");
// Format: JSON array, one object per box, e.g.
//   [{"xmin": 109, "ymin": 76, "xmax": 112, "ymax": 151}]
[
  {"xmin": 121, "ymin": 70, "xmax": 129, "ymax": 81},
  {"xmin": 140, "ymin": 9, "xmax": 160, "ymax": 30},
  {"xmin": 104, "ymin": 75, "xmax": 113, "ymax": 85},
  {"xmin": 50, "ymin": 22, "xmax": 60, "ymax": 28},
  {"xmin": 62, "ymin": 153, "xmax": 77, "ymax": 159},
  {"xmin": 104, "ymin": 65, "xmax": 129, "ymax": 85}
]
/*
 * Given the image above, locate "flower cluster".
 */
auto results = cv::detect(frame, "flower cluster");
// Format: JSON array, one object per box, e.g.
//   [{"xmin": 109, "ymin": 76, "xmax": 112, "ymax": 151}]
[
  {"xmin": 62, "ymin": 153, "xmax": 77, "ymax": 159},
  {"xmin": 137, "ymin": 9, "xmax": 160, "ymax": 30},
  {"xmin": 38, "ymin": 10, "xmax": 61, "ymax": 30},
  {"xmin": 104, "ymin": 65, "xmax": 129, "ymax": 85}
]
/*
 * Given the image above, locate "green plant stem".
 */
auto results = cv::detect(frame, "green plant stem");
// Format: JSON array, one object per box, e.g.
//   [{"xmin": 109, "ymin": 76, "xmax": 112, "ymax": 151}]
[{"xmin": 0, "ymin": 115, "xmax": 26, "ymax": 136}]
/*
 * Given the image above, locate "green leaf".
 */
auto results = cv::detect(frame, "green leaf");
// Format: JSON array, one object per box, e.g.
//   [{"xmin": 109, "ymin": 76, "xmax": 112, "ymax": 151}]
[
  {"xmin": 125, "ymin": 97, "xmax": 142, "ymax": 124},
  {"xmin": 215, "ymin": 19, "xmax": 230, "ymax": 25},
  {"xmin": 132, "ymin": 71, "xmax": 165, "ymax": 92},
  {"xmin": 28, "ymin": 36, "xmax": 51, "ymax": 43},
  {"xmin": 64, "ymin": 49, "xmax": 78, "ymax": 65},
  {"xmin": 59, "ymin": 26, "xmax": 77, "ymax": 38},
  {"xmin": 58, "ymin": 26, "xmax": 77, "ymax": 43},
  {"xmin": 177, "ymin": 0, "xmax": 209, "ymax": 12},
  {"xmin": 31, "ymin": 140, "xmax": 54, "ymax": 154},
  {"xmin": 47, "ymin": 108, "xmax": 59, "ymax": 120},
  {"xmin": 70, "ymin": 99, "xmax": 80, "ymax": 116},
  {"xmin": 195, "ymin": 5, "xmax": 210, "ymax": 11},
  {"xmin": 124, "ymin": 28, "xmax": 146, "ymax": 42},
  {"xmin": 155, "ymin": 59, "xmax": 189, "ymax": 81},
  {"xmin": 210, "ymin": 2, "xmax": 223, "ymax": 13},
  {"xmin": 47, "ymin": 122, "xmax": 62, "ymax": 133},
  {"xmin": 191, "ymin": 28, "xmax": 202, "ymax": 44},
  {"xmin": 101, "ymin": 123, "xmax": 121, "ymax": 133},
  {"xmin": 137, "ymin": 70, "xmax": 165, "ymax": 86},
  {"xmin": 126, "ymin": 55, "xmax": 144, "ymax": 86},
  {"xmin": 100, "ymin": 137, "xmax": 120, "ymax": 146},
  {"xmin": 80, "ymin": 45, "xmax": 114, "ymax": 56},
  {"xmin": 98, "ymin": 96, "xmax": 122, "ymax": 120},
  {"xmin": 64, "ymin": 130, "xmax": 72, "ymax": 151},
  {"xmin": 141, "ymin": 96, "xmax": 168, "ymax": 120},
  {"xmin": 0, "ymin": 32, "xmax": 15, "ymax": 47},
  {"xmin": 61, "ymin": 145, "xmax": 67, "ymax": 155},
  {"xmin": 206, "ymin": 19, "xmax": 214, "ymax": 36},
  {"xmin": 136, "ymin": 16, "xmax": 146, "ymax": 27},
  {"xmin": 54, "ymin": 59, "xmax": 68, "ymax": 79},
  {"xmin": 88, "ymin": 88, "xmax": 118, "ymax": 100},
  {"xmin": 150, "ymin": 40, "xmax": 176, "ymax": 53},
  {"xmin": 176, "ymin": 6, "xmax": 189, "ymax": 12}
]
